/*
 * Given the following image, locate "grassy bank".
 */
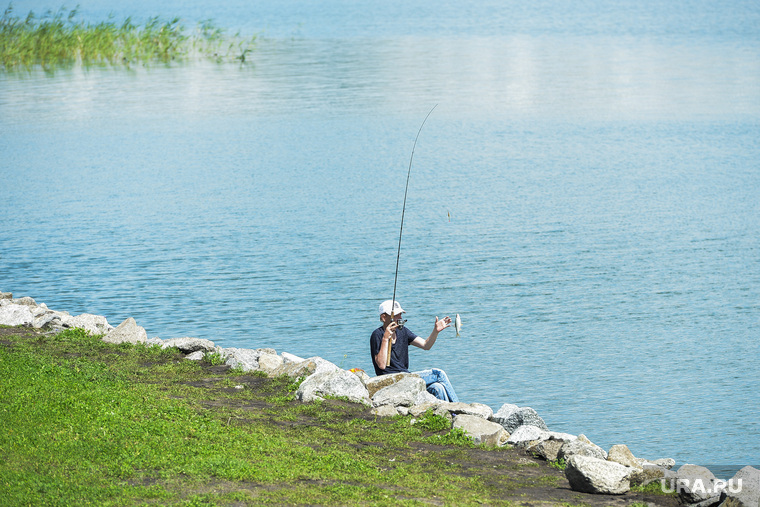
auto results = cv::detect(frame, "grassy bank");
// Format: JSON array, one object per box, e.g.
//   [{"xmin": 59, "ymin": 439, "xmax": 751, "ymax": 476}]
[
  {"xmin": 0, "ymin": 5, "xmax": 256, "ymax": 70},
  {"xmin": 0, "ymin": 326, "xmax": 675, "ymax": 506}
]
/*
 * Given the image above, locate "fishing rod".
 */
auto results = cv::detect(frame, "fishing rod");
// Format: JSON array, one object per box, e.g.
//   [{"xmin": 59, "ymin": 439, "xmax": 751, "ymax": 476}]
[{"xmin": 387, "ymin": 104, "xmax": 438, "ymax": 367}]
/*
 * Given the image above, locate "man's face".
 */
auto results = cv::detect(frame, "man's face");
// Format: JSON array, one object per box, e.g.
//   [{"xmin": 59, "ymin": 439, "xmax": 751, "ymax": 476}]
[{"xmin": 381, "ymin": 313, "xmax": 405, "ymax": 326}]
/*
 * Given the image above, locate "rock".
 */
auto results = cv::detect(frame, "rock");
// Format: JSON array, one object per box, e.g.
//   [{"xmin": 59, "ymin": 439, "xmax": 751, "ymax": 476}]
[
  {"xmin": 146, "ymin": 337, "xmax": 164, "ymax": 347},
  {"xmin": 507, "ymin": 425, "xmax": 551, "ymax": 448},
  {"xmin": 0, "ymin": 303, "xmax": 34, "ymax": 326},
  {"xmin": 349, "ymin": 369, "xmax": 371, "ymax": 386},
  {"xmin": 441, "ymin": 402, "xmax": 493, "ymax": 420},
  {"xmin": 101, "ymin": 317, "xmax": 146, "ymax": 345},
  {"xmin": 62, "ymin": 313, "xmax": 114, "ymax": 335},
  {"xmin": 366, "ymin": 373, "xmax": 418, "ymax": 398},
  {"xmin": 413, "ymin": 390, "xmax": 439, "ymax": 407},
  {"xmin": 607, "ymin": 444, "xmax": 642, "ymax": 470},
  {"xmin": 453, "ymin": 414, "xmax": 509, "ymax": 446},
  {"xmin": 720, "ymin": 465, "xmax": 760, "ymax": 507},
  {"xmin": 371, "ymin": 375, "xmax": 426, "ymax": 408},
  {"xmin": 409, "ymin": 401, "xmax": 453, "ymax": 422},
  {"xmin": 270, "ymin": 358, "xmax": 318, "ymax": 379},
  {"xmin": 527, "ymin": 439, "xmax": 565, "ymax": 461},
  {"xmin": 185, "ymin": 350, "xmax": 205, "ymax": 361},
  {"xmin": 281, "ymin": 351, "xmax": 305, "ymax": 364},
  {"xmin": 673, "ymin": 464, "xmax": 722, "ymax": 505},
  {"xmin": 629, "ymin": 464, "xmax": 671, "ymax": 487},
  {"xmin": 639, "ymin": 457, "xmax": 676, "ymax": 470},
  {"xmin": 32, "ymin": 312, "xmax": 59, "ymax": 329},
  {"xmin": 257, "ymin": 352, "xmax": 284, "ymax": 374},
  {"xmin": 295, "ymin": 369, "xmax": 371, "ymax": 406},
  {"xmin": 371, "ymin": 405, "xmax": 399, "ymax": 417},
  {"xmin": 492, "ymin": 403, "xmax": 549, "ymax": 433},
  {"xmin": 1, "ymin": 292, "xmax": 12, "ymax": 300},
  {"xmin": 223, "ymin": 347, "xmax": 276, "ymax": 372},
  {"xmin": 12, "ymin": 296, "xmax": 36, "ymax": 306},
  {"xmin": 161, "ymin": 337, "xmax": 217, "ymax": 353},
  {"xmin": 558, "ymin": 435, "xmax": 608, "ymax": 461},
  {"xmin": 565, "ymin": 454, "xmax": 632, "ymax": 495}
]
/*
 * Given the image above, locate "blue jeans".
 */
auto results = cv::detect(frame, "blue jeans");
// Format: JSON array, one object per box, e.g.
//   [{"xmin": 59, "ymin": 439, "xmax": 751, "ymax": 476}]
[{"xmin": 413, "ymin": 368, "xmax": 459, "ymax": 403}]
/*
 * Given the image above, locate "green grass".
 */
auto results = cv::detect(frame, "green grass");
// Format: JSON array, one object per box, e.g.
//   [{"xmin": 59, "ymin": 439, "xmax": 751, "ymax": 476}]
[
  {"xmin": 0, "ymin": 327, "xmax": 510, "ymax": 506},
  {"xmin": 0, "ymin": 4, "xmax": 257, "ymax": 71}
]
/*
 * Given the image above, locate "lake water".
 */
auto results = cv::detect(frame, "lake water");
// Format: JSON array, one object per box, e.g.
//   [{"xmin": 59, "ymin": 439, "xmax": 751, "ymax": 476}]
[{"xmin": 2, "ymin": 0, "xmax": 759, "ymax": 477}]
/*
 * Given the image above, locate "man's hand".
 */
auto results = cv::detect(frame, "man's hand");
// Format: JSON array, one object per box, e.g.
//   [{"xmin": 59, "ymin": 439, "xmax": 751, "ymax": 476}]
[
  {"xmin": 383, "ymin": 320, "xmax": 399, "ymax": 344},
  {"xmin": 433, "ymin": 316, "xmax": 452, "ymax": 334}
]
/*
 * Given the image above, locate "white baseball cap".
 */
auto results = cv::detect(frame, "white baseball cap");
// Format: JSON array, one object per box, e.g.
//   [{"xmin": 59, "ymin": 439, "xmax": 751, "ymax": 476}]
[{"xmin": 379, "ymin": 300, "xmax": 405, "ymax": 316}]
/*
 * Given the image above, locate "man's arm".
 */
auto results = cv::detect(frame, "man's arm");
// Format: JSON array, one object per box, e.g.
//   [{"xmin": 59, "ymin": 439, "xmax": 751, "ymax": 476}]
[
  {"xmin": 411, "ymin": 316, "xmax": 451, "ymax": 350},
  {"xmin": 373, "ymin": 322, "xmax": 398, "ymax": 370}
]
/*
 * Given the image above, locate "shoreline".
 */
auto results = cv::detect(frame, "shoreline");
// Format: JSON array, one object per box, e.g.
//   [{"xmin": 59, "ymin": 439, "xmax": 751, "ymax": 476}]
[{"xmin": 1, "ymin": 290, "xmax": 757, "ymax": 505}]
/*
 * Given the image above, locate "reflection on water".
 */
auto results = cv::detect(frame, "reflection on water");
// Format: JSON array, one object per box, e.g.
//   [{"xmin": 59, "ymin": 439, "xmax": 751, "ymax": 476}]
[{"xmin": 2, "ymin": 1, "xmax": 760, "ymax": 475}]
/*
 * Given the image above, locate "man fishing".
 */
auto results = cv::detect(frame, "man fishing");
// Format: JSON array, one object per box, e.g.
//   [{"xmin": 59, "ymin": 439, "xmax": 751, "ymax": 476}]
[{"xmin": 370, "ymin": 299, "xmax": 460, "ymax": 402}]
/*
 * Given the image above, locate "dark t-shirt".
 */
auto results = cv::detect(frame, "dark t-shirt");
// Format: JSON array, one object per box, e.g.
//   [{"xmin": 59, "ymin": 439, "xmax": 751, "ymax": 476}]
[{"xmin": 369, "ymin": 325, "xmax": 419, "ymax": 377}]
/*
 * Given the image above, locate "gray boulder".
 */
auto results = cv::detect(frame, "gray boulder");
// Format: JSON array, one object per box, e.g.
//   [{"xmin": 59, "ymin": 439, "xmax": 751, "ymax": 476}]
[
  {"xmin": 507, "ymin": 425, "xmax": 551, "ymax": 448},
  {"xmin": 366, "ymin": 373, "xmax": 418, "ymax": 398},
  {"xmin": 558, "ymin": 435, "xmax": 608, "ymax": 461},
  {"xmin": 492, "ymin": 403, "xmax": 549, "ymax": 433},
  {"xmin": 257, "ymin": 352, "xmax": 284, "ymax": 374},
  {"xmin": 12, "ymin": 296, "xmax": 37, "ymax": 306},
  {"xmin": 371, "ymin": 405, "xmax": 399, "ymax": 417},
  {"xmin": 371, "ymin": 375, "xmax": 426, "ymax": 408},
  {"xmin": 63, "ymin": 313, "xmax": 114, "ymax": 335},
  {"xmin": 527, "ymin": 439, "xmax": 565, "ymax": 461},
  {"xmin": 223, "ymin": 347, "xmax": 276, "ymax": 372},
  {"xmin": 720, "ymin": 465, "xmax": 760, "ymax": 507},
  {"xmin": 565, "ymin": 454, "xmax": 632, "ymax": 495},
  {"xmin": 673, "ymin": 464, "xmax": 722, "ymax": 505},
  {"xmin": 453, "ymin": 414, "xmax": 509, "ymax": 447},
  {"xmin": 162, "ymin": 337, "xmax": 217, "ymax": 353},
  {"xmin": 295, "ymin": 369, "xmax": 371, "ymax": 406},
  {"xmin": 102, "ymin": 317, "xmax": 147, "ymax": 344},
  {"xmin": 607, "ymin": 444, "xmax": 642, "ymax": 470},
  {"xmin": 0, "ymin": 303, "xmax": 34, "ymax": 326},
  {"xmin": 629, "ymin": 464, "xmax": 672, "ymax": 487},
  {"xmin": 1, "ymin": 291, "xmax": 12, "ymax": 300},
  {"xmin": 270, "ymin": 358, "xmax": 319, "ymax": 379},
  {"xmin": 281, "ymin": 351, "xmax": 305, "ymax": 364},
  {"xmin": 441, "ymin": 402, "xmax": 493, "ymax": 420}
]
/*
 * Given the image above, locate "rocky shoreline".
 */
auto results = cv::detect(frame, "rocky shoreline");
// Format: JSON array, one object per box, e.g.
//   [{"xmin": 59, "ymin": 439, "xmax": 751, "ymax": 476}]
[{"xmin": 2, "ymin": 291, "xmax": 758, "ymax": 507}]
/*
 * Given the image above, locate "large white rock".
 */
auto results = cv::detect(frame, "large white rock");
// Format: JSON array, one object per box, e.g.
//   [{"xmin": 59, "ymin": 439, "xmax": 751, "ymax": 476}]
[
  {"xmin": 295, "ymin": 369, "xmax": 371, "ymax": 406},
  {"xmin": 366, "ymin": 373, "xmax": 418, "ymax": 398},
  {"xmin": 371, "ymin": 375, "xmax": 426, "ymax": 408},
  {"xmin": 0, "ymin": 303, "xmax": 34, "ymax": 326},
  {"xmin": 507, "ymin": 425, "xmax": 551, "ymax": 448},
  {"xmin": 161, "ymin": 337, "xmax": 217, "ymax": 353},
  {"xmin": 257, "ymin": 352, "xmax": 284, "ymax": 374},
  {"xmin": 493, "ymin": 403, "xmax": 549, "ymax": 432},
  {"xmin": 565, "ymin": 454, "xmax": 632, "ymax": 495},
  {"xmin": 223, "ymin": 347, "xmax": 275, "ymax": 372},
  {"xmin": 607, "ymin": 444, "xmax": 642, "ymax": 470},
  {"xmin": 453, "ymin": 414, "xmax": 509, "ymax": 447},
  {"xmin": 558, "ymin": 435, "xmax": 608, "ymax": 461},
  {"xmin": 721, "ymin": 465, "xmax": 760, "ymax": 507},
  {"xmin": 674, "ymin": 464, "xmax": 722, "ymax": 505},
  {"xmin": 62, "ymin": 313, "xmax": 114, "ymax": 335},
  {"xmin": 102, "ymin": 317, "xmax": 147, "ymax": 344},
  {"xmin": 440, "ymin": 402, "xmax": 493, "ymax": 420}
]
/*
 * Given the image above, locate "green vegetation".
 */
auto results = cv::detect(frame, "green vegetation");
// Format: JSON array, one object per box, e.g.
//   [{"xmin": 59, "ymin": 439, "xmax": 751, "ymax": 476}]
[
  {"xmin": 0, "ymin": 326, "xmax": 672, "ymax": 505},
  {"xmin": 0, "ymin": 327, "xmax": 505, "ymax": 505},
  {"xmin": 0, "ymin": 4, "xmax": 257, "ymax": 71}
]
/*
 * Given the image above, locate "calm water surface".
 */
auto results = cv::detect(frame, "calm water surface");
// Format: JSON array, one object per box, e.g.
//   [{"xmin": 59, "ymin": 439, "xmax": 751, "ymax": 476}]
[{"xmin": 2, "ymin": 0, "xmax": 759, "ymax": 475}]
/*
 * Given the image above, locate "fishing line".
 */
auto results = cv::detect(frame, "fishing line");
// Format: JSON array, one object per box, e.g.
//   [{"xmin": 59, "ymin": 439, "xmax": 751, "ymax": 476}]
[{"xmin": 387, "ymin": 104, "xmax": 437, "ymax": 365}]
